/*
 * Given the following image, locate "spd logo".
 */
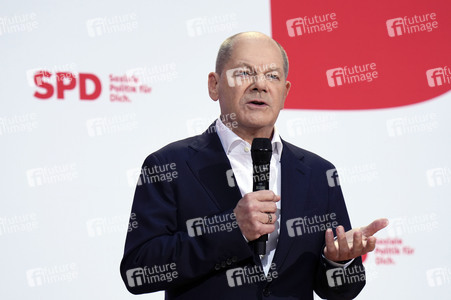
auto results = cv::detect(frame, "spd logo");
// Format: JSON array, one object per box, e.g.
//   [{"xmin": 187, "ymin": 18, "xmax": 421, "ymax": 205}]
[{"xmin": 32, "ymin": 70, "xmax": 102, "ymax": 100}]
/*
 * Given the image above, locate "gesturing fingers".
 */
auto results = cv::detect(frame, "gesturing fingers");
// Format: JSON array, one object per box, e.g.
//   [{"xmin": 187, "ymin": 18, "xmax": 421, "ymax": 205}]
[
  {"xmin": 361, "ymin": 218, "xmax": 389, "ymax": 237},
  {"xmin": 362, "ymin": 236, "xmax": 377, "ymax": 254},
  {"xmin": 350, "ymin": 230, "xmax": 363, "ymax": 257},
  {"xmin": 324, "ymin": 228, "xmax": 338, "ymax": 260},
  {"xmin": 324, "ymin": 226, "xmax": 372, "ymax": 262},
  {"xmin": 336, "ymin": 226, "xmax": 350, "ymax": 259}
]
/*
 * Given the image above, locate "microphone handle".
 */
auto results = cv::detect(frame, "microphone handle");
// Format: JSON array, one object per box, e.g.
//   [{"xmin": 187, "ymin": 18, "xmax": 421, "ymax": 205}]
[
  {"xmin": 254, "ymin": 234, "xmax": 268, "ymax": 256},
  {"xmin": 253, "ymin": 163, "xmax": 270, "ymax": 256}
]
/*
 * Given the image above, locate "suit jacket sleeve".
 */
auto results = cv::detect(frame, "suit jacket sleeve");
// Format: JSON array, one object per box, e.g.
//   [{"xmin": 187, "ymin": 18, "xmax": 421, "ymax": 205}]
[
  {"xmin": 313, "ymin": 167, "xmax": 366, "ymax": 300},
  {"xmin": 119, "ymin": 153, "xmax": 254, "ymax": 295}
]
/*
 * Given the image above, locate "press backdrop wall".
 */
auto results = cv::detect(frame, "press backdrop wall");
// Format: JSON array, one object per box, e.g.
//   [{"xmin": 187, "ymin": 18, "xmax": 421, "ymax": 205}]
[{"xmin": 1, "ymin": 0, "xmax": 450, "ymax": 299}]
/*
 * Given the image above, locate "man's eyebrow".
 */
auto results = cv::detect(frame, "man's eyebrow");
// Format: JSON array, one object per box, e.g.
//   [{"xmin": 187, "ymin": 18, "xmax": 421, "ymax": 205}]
[
  {"xmin": 235, "ymin": 62, "xmax": 282, "ymax": 73},
  {"xmin": 233, "ymin": 62, "xmax": 254, "ymax": 70}
]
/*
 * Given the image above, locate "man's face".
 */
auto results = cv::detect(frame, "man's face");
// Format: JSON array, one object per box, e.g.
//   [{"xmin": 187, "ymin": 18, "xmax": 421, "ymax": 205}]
[{"xmin": 209, "ymin": 37, "xmax": 291, "ymax": 136}]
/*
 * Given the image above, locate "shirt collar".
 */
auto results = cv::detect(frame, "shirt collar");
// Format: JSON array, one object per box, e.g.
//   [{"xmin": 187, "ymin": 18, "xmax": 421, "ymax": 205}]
[{"xmin": 215, "ymin": 118, "xmax": 283, "ymax": 158}]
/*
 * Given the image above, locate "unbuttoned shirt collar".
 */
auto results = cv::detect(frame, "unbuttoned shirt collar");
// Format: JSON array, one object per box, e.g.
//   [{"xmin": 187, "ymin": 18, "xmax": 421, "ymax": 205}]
[{"xmin": 215, "ymin": 118, "xmax": 283, "ymax": 160}]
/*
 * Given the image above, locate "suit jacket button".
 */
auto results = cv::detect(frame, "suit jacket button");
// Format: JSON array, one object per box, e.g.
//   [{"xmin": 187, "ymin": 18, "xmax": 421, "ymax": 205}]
[
  {"xmin": 232, "ymin": 256, "xmax": 238, "ymax": 262},
  {"xmin": 226, "ymin": 258, "xmax": 232, "ymax": 265},
  {"xmin": 263, "ymin": 288, "xmax": 271, "ymax": 297},
  {"xmin": 221, "ymin": 261, "xmax": 227, "ymax": 268},
  {"xmin": 214, "ymin": 264, "xmax": 220, "ymax": 270}
]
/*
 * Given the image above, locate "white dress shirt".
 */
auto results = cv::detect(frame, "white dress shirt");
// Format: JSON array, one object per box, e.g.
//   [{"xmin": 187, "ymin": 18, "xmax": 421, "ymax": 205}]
[{"xmin": 215, "ymin": 119, "xmax": 282, "ymax": 275}]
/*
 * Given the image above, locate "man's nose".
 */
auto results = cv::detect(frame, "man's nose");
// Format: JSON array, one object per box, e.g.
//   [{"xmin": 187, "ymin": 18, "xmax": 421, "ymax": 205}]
[{"xmin": 251, "ymin": 74, "xmax": 268, "ymax": 93}]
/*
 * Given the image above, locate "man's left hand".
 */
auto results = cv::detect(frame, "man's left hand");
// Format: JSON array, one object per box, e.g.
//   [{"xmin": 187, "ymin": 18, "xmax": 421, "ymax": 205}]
[{"xmin": 323, "ymin": 218, "xmax": 389, "ymax": 262}]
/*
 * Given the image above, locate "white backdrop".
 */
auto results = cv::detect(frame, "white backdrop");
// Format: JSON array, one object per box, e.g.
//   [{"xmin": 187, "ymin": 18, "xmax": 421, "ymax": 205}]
[{"xmin": 1, "ymin": 1, "xmax": 450, "ymax": 299}]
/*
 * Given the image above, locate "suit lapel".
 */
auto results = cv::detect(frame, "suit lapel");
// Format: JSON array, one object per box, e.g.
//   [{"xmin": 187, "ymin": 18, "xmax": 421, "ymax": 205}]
[
  {"xmin": 272, "ymin": 141, "xmax": 312, "ymax": 273},
  {"xmin": 186, "ymin": 123, "xmax": 242, "ymax": 212}
]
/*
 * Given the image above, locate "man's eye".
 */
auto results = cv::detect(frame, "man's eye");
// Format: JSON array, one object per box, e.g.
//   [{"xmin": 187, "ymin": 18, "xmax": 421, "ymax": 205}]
[
  {"xmin": 267, "ymin": 73, "xmax": 280, "ymax": 80},
  {"xmin": 236, "ymin": 70, "xmax": 251, "ymax": 76}
]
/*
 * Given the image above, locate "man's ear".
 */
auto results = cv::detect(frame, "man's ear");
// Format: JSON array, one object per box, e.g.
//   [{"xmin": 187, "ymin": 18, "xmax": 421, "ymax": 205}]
[
  {"xmin": 281, "ymin": 80, "xmax": 291, "ymax": 109},
  {"xmin": 208, "ymin": 72, "xmax": 220, "ymax": 101}
]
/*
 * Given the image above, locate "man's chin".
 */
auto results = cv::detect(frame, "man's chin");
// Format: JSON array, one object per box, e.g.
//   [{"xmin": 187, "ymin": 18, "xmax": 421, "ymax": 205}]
[{"xmin": 236, "ymin": 119, "xmax": 275, "ymax": 133}]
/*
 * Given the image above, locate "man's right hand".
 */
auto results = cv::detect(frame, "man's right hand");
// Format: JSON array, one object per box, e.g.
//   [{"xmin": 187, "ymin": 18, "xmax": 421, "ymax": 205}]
[{"xmin": 233, "ymin": 190, "xmax": 280, "ymax": 241}]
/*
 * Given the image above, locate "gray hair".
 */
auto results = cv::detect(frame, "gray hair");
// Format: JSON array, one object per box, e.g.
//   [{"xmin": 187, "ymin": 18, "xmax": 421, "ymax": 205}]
[{"xmin": 215, "ymin": 32, "xmax": 289, "ymax": 80}]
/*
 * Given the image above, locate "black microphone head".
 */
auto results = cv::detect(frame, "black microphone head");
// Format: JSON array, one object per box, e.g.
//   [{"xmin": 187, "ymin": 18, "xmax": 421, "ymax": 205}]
[{"xmin": 251, "ymin": 138, "xmax": 272, "ymax": 164}]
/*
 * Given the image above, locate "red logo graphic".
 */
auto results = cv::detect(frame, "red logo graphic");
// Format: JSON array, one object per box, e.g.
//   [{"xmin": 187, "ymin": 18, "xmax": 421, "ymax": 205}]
[
  {"xmin": 271, "ymin": 0, "xmax": 451, "ymax": 109},
  {"xmin": 361, "ymin": 253, "xmax": 367, "ymax": 263},
  {"xmin": 33, "ymin": 71, "xmax": 102, "ymax": 100}
]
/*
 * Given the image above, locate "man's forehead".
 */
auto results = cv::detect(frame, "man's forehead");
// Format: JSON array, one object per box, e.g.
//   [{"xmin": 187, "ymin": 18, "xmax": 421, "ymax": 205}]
[
  {"xmin": 228, "ymin": 37, "xmax": 284, "ymax": 67},
  {"xmin": 232, "ymin": 33, "xmax": 275, "ymax": 45},
  {"xmin": 232, "ymin": 37, "xmax": 280, "ymax": 54}
]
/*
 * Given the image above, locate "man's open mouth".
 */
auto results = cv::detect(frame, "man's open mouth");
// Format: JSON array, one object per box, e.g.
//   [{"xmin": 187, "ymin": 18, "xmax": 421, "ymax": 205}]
[{"xmin": 248, "ymin": 100, "xmax": 267, "ymax": 106}]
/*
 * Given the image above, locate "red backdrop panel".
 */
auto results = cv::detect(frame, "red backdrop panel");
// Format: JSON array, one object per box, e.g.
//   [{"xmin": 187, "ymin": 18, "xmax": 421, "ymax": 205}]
[{"xmin": 271, "ymin": 0, "xmax": 451, "ymax": 110}]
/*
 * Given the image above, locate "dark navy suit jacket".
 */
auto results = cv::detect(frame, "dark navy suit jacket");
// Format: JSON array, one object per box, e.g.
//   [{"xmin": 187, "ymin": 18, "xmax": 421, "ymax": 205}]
[{"xmin": 120, "ymin": 123, "xmax": 365, "ymax": 299}]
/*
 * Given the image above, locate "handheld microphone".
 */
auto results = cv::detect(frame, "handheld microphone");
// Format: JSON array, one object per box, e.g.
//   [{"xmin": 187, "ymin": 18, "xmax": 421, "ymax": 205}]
[{"xmin": 251, "ymin": 138, "xmax": 272, "ymax": 256}]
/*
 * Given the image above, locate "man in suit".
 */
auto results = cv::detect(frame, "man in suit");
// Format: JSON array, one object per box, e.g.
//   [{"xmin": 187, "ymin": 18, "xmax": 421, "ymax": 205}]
[{"xmin": 120, "ymin": 31, "xmax": 388, "ymax": 299}]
